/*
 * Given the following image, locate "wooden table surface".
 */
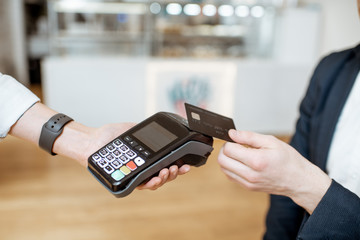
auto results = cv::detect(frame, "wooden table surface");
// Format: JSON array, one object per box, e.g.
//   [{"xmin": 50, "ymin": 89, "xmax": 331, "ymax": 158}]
[{"xmin": 0, "ymin": 136, "xmax": 269, "ymax": 240}]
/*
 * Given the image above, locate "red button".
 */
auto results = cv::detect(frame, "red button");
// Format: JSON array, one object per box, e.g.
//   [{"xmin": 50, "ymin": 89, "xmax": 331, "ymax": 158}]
[{"xmin": 126, "ymin": 161, "xmax": 137, "ymax": 171}]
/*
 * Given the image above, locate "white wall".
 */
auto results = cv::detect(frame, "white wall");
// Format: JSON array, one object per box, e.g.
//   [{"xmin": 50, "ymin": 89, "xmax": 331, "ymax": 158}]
[
  {"xmin": 303, "ymin": 0, "xmax": 360, "ymax": 56},
  {"xmin": 42, "ymin": 57, "xmax": 312, "ymax": 134},
  {"xmin": 42, "ymin": 57, "xmax": 147, "ymax": 127},
  {"xmin": 0, "ymin": 0, "xmax": 28, "ymax": 85}
]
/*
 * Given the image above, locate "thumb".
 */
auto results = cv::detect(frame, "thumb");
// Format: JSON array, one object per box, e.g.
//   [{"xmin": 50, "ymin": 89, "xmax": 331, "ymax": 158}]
[{"xmin": 228, "ymin": 129, "xmax": 271, "ymax": 149}]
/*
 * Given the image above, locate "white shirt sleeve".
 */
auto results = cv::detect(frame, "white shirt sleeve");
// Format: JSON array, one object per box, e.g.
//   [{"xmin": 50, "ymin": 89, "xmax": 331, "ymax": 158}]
[{"xmin": 0, "ymin": 73, "xmax": 40, "ymax": 138}]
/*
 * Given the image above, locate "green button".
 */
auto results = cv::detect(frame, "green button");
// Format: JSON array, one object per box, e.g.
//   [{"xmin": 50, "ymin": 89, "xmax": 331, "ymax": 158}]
[{"xmin": 111, "ymin": 170, "xmax": 125, "ymax": 181}]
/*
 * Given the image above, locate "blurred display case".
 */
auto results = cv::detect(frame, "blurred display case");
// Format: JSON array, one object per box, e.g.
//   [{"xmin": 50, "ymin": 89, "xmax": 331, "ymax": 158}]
[
  {"xmin": 47, "ymin": 0, "xmax": 279, "ymax": 58},
  {"xmin": 47, "ymin": 0, "xmax": 152, "ymax": 55},
  {"xmin": 150, "ymin": 1, "xmax": 278, "ymax": 58}
]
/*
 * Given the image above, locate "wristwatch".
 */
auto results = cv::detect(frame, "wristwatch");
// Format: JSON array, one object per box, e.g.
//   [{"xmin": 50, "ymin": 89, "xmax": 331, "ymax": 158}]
[{"xmin": 39, "ymin": 113, "xmax": 73, "ymax": 155}]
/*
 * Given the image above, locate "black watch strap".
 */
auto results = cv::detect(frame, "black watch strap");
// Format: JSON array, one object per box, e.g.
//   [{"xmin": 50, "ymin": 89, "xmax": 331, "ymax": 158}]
[{"xmin": 39, "ymin": 113, "xmax": 73, "ymax": 156}]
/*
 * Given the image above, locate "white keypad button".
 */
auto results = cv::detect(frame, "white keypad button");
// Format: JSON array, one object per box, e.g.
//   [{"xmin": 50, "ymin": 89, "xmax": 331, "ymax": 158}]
[
  {"xmin": 119, "ymin": 145, "xmax": 129, "ymax": 153},
  {"xmin": 99, "ymin": 148, "xmax": 109, "ymax": 157},
  {"xmin": 134, "ymin": 157, "xmax": 145, "ymax": 166},
  {"xmin": 113, "ymin": 139, "xmax": 123, "ymax": 147},
  {"xmin": 97, "ymin": 159, "xmax": 108, "ymax": 168},
  {"xmin": 111, "ymin": 160, "xmax": 122, "ymax": 169},
  {"xmin": 104, "ymin": 165, "xmax": 114, "ymax": 174},
  {"xmin": 92, "ymin": 153, "xmax": 101, "ymax": 162},
  {"xmin": 126, "ymin": 150, "xmax": 137, "ymax": 159},
  {"xmin": 106, "ymin": 144, "xmax": 116, "ymax": 152}
]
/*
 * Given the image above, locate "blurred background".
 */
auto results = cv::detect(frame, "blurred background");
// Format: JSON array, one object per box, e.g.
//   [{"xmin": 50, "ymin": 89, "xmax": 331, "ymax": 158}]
[
  {"xmin": 0, "ymin": 0, "xmax": 360, "ymax": 239},
  {"xmin": 2, "ymin": 0, "xmax": 360, "ymax": 134}
]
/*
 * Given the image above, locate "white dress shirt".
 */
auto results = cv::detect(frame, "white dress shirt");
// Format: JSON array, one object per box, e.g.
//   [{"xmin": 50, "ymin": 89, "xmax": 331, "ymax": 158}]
[
  {"xmin": 0, "ymin": 73, "xmax": 40, "ymax": 138},
  {"xmin": 327, "ymin": 71, "xmax": 360, "ymax": 197}
]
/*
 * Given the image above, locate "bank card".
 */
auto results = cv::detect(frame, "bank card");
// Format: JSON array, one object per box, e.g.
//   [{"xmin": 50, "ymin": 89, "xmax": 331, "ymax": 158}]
[{"xmin": 185, "ymin": 103, "xmax": 236, "ymax": 142}]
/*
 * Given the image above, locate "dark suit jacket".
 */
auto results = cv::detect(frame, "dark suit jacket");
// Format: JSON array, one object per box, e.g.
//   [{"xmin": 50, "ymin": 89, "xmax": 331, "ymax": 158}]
[{"xmin": 264, "ymin": 44, "xmax": 360, "ymax": 240}]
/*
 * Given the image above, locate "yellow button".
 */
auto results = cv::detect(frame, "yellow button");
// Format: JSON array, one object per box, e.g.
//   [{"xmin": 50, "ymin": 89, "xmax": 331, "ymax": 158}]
[{"xmin": 120, "ymin": 166, "xmax": 131, "ymax": 175}]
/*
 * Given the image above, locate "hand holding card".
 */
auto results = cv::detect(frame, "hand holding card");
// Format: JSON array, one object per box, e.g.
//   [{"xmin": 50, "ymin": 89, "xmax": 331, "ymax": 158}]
[{"xmin": 184, "ymin": 103, "xmax": 236, "ymax": 142}]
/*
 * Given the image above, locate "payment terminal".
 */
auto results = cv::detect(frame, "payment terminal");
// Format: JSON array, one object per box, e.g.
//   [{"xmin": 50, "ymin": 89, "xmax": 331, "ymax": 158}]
[{"xmin": 88, "ymin": 112, "xmax": 214, "ymax": 198}]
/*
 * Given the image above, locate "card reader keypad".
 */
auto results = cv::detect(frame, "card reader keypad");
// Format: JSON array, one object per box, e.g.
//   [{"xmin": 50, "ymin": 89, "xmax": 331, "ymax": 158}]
[{"xmin": 91, "ymin": 137, "xmax": 148, "ymax": 182}]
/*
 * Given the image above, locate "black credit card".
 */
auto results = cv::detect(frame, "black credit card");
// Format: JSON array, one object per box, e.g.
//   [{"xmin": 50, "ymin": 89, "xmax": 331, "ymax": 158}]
[{"xmin": 185, "ymin": 103, "xmax": 236, "ymax": 142}]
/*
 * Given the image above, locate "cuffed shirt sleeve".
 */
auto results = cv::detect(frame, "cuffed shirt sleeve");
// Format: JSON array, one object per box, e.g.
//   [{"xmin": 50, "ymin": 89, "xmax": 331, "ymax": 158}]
[{"xmin": 0, "ymin": 73, "xmax": 40, "ymax": 138}]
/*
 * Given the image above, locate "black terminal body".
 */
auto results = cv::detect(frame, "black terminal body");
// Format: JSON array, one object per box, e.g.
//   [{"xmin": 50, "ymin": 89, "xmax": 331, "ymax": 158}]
[{"xmin": 88, "ymin": 112, "xmax": 214, "ymax": 197}]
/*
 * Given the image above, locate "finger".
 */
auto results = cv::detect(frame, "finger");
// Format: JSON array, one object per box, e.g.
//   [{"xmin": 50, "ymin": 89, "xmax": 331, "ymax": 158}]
[
  {"xmin": 221, "ymin": 168, "xmax": 257, "ymax": 190},
  {"xmin": 221, "ymin": 142, "xmax": 265, "ymax": 171},
  {"xmin": 166, "ymin": 164, "xmax": 191, "ymax": 182},
  {"xmin": 168, "ymin": 165, "xmax": 179, "ymax": 181},
  {"xmin": 137, "ymin": 177, "xmax": 162, "ymax": 190},
  {"xmin": 229, "ymin": 130, "xmax": 274, "ymax": 149},
  {"xmin": 221, "ymin": 167, "xmax": 247, "ymax": 184},
  {"xmin": 178, "ymin": 164, "xmax": 190, "ymax": 175},
  {"xmin": 136, "ymin": 164, "xmax": 189, "ymax": 190},
  {"xmin": 137, "ymin": 169, "xmax": 170, "ymax": 190},
  {"xmin": 218, "ymin": 148, "xmax": 254, "ymax": 180},
  {"xmin": 157, "ymin": 168, "xmax": 170, "ymax": 186}
]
